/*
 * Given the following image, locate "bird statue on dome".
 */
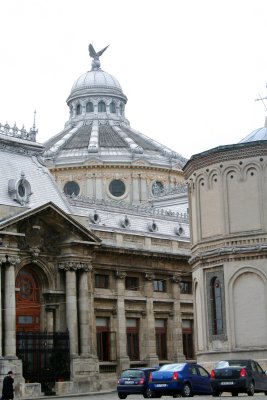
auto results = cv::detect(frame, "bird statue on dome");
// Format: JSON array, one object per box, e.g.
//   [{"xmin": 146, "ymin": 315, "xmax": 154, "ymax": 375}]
[{"xmin": 89, "ymin": 43, "xmax": 109, "ymax": 70}]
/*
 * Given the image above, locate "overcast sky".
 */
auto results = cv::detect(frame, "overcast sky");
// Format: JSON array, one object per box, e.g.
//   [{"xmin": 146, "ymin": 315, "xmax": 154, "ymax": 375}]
[{"xmin": 0, "ymin": 0, "xmax": 267, "ymax": 159}]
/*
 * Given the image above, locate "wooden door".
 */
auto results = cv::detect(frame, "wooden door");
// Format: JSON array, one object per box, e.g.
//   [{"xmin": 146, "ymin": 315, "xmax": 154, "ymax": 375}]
[{"xmin": 16, "ymin": 269, "xmax": 40, "ymax": 332}]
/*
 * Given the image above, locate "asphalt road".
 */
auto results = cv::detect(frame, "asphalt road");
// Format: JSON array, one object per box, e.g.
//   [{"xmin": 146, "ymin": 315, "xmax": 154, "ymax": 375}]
[{"xmin": 45, "ymin": 393, "xmax": 267, "ymax": 400}]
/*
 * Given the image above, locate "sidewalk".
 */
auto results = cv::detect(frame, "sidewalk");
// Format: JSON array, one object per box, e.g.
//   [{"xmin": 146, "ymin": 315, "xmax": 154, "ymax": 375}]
[{"xmin": 21, "ymin": 389, "xmax": 116, "ymax": 400}]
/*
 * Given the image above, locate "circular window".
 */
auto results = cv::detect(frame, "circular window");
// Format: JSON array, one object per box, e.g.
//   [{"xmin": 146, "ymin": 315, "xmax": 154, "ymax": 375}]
[
  {"xmin": 64, "ymin": 181, "xmax": 80, "ymax": 196},
  {"xmin": 152, "ymin": 181, "xmax": 164, "ymax": 195},
  {"xmin": 109, "ymin": 179, "xmax": 126, "ymax": 197}
]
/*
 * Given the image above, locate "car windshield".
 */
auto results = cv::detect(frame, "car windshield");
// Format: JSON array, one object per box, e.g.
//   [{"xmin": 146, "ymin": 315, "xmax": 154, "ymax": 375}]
[
  {"xmin": 121, "ymin": 369, "xmax": 143, "ymax": 378},
  {"xmin": 215, "ymin": 361, "xmax": 247, "ymax": 369},
  {"xmin": 159, "ymin": 363, "xmax": 185, "ymax": 371}
]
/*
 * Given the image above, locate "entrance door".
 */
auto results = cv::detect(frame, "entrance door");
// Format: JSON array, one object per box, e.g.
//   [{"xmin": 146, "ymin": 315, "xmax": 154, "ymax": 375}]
[{"xmin": 16, "ymin": 269, "xmax": 40, "ymax": 332}]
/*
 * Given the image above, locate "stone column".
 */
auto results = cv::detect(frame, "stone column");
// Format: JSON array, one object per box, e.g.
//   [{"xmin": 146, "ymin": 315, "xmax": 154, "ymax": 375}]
[
  {"xmin": 0, "ymin": 257, "xmax": 4, "ymax": 357},
  {"xmin": 78, "ymin": 264, "xmax": 92, "ymax": 356},
  {"xmin": 171, "ymin": 274, "xmax": 186, "ymax": 361},
  {"xmin": 144, "ymin": 272, "xmax": 159, "ymax": 366},
  {"xmin": 4, "ymin": 256, "xmax": 20, "ymax": 357},
  {"xmin": 115, "ymin": 270, "xmax": 129, "ymax": 373},
  {"xmin": 59, "ymin": 263, "xmax": 78, "ymax": 356}
]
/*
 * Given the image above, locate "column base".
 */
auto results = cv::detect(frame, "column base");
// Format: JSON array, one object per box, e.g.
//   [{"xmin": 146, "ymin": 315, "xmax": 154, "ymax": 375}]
[
  {"xmin": 0, "ymin": 358, "xmax": 25, "ymax": 397},
  {"xmin": 145, "ymin": 355, "xmax": 159, "ymax": 367}
]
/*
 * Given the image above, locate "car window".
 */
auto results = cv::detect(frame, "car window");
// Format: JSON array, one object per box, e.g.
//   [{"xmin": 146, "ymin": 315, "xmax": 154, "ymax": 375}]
[
  {"xmin": 251, "ymin": 362, "xmax": 257, "ymax": 372},
  {"xmin": 198, "ymin": 366, "xmax": 209, "ymax": 377},
  {"xmin": 189, "ymin": 366, "xmax": 198, "ymax": 375},
  {"xmin": 255, "ymin": 362, "xmax": 264, "ymax": 373},
  {"xmin": 215, "ymin": 360, "xmax": 247, "ymax": 369},
  {"xmin": 121, "ymin": 370, "xmax": 144, "ymax": 378},
  {"xmin": 159, "ymin": 363, "xmax": 185, "ymax": 371}
]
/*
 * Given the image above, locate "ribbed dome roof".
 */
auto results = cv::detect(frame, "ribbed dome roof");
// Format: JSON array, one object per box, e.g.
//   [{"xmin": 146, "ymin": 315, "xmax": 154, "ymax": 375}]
[
  {"xmin": 67, "ymin": 69, "xmax": 126, "ymax": 103},
  {"xmin": 240, "ymin": 117, "xmax": 267, "ymax": 143}
]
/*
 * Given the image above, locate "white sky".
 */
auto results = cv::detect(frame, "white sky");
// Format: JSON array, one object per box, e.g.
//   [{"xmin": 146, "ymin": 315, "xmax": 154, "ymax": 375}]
[{"xmin": 0, "ymin": 0, "xmax": 267, "ymax": 159}]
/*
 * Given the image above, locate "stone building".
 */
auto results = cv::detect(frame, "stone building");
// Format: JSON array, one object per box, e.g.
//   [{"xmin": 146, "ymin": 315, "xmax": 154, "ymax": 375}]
[
  {"xmin": 0, "ymin": 45, "xmax": 192, "ymax": 396},
  {"xmin": 183, "ymin": 119, "xmax": 267, "ymax": 370}
]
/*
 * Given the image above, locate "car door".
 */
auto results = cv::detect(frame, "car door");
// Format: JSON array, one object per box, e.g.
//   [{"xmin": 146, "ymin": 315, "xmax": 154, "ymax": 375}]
[
  {"xmin": 196, "ymin": 365, "xmax": 212, "ymax": 394},
  {"xmin": 188, "ymin": 365, "xmax": 202, "ymax": 393},
  {"xmin": 255, "ymin": 361, "xmax": 267, "ymax": 392},
  {"xmin": 250, "ymin": 360, "xmax": 264, "ymax": 391}
]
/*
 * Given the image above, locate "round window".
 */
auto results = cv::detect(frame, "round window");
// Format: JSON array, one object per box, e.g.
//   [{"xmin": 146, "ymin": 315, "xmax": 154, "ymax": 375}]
[
  {"xmin": 152, "ymin": 181, "xmax": 164, "ymax": 195},
  {"xmin": 109, "ymin": 179, "xmax": 126, "ymax": 197},
  {"xmin": 64, "ymin": 181, "xmax": 80, "ymax": 196}
]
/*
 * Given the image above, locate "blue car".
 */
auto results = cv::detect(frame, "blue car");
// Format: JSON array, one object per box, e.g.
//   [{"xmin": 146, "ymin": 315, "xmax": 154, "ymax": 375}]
[
  {"xmin": 148, "ymin": 362, "xmax": 212, "ymax": 397},
  {"xmin": 117, "ymin": 367, "xmax": 158, "ymax": 399}
]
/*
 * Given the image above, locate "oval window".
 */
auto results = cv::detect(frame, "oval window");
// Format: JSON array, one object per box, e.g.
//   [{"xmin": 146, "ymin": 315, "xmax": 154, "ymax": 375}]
[
  {"xmin": 64, "ymin": 181, "xmax": 80, "ymax": 196},
  {"xmin": 18, "ymin": 182, "xmax": 26, "ymax": 197},
  {"xmin": 109, "ymin": 179, "xmax": 125, "ymax": 197}
]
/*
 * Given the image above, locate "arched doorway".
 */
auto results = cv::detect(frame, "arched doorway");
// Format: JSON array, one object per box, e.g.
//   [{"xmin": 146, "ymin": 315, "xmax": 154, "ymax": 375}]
[{"xmin": 16, "ymin": 268, "xmax": 40, "ymax": 332}]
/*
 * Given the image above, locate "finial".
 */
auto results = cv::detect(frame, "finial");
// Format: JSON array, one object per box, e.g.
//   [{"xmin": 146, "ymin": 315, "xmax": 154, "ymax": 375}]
[
  {"xmin": 88, "ymin": 43, "xmax": 109, "ymax": 70},
  {"xmin": 33, "ymin": 110, "xmax": 36, "ymax": 130}
]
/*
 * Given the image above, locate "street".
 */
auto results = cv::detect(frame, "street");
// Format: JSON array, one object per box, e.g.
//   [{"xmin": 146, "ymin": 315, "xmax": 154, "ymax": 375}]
[{"xmin": 43, "ymin": 393, "xmax": 267, "ymax": 400}]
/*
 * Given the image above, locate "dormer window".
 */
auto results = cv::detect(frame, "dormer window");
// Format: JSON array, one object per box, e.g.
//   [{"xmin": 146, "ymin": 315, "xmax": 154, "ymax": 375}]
[
  {"xmin": 86, "ymin": 102, "xmax": 94, "ymax": 113},
  {"xmin": 110, "ymin": 102, "xmax": 116, "ymax": 113},
  {"xmin": 76, "ymin": 104, "xmax": 81, "ymax": 115},
  {"xmin": 98, "ymin": 101, "xmax": 106, "ymax": 112}
]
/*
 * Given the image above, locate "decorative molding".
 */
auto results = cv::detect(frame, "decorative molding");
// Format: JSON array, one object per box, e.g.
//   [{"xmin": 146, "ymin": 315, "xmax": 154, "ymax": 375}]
[
  {"xmin": 0, "ymin": 122, "xmax": 37, "ymax": 142},
  {"xmin": 58, "ymin": 261, "xmax": 92, "ymax": 272}
]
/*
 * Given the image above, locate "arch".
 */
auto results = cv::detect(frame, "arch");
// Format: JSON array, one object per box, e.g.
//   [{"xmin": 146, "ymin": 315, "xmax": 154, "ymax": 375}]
[
  {"xmin": 98, "ymin": 101, "xmax": 106, "ymax": 112},
  {"xmin": 86, "ymin": 102, "xmax": 94, "ymax": 113}
]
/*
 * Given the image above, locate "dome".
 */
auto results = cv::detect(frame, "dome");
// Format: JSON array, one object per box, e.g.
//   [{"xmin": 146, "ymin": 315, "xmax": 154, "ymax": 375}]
[
  {"xmin": 67, "ymin": 69, "xmax": 127, "ymax": 103},
  {"xmin": 240, "ymin": 117, "xmax": 267, "ymax": 143}
]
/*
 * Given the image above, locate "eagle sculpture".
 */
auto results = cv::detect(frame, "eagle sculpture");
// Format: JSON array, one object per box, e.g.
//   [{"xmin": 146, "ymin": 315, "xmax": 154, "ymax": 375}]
[{"xmin": 89, "ymin": 44, "xmax": 109, "ymax": 70}]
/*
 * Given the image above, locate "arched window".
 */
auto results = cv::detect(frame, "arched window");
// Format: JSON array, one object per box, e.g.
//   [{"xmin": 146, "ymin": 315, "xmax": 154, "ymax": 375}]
[
  {"xmin": 210, "ymin": 277, "xmax": 223, "ymax": 335},
  {"xmin": 76, "ymin": 104, "xmax": 81, "ymax": 115},
  {"xmin": 98, "ymin": 101, "xmax": 106, "ymax": 112},
  {"xmin": 110, "ymin": 102, "xmax": 116, "ymax": 113},
  {"xmin": 86, "ymin": 102, "xmax": 94, "ymax": 113}
]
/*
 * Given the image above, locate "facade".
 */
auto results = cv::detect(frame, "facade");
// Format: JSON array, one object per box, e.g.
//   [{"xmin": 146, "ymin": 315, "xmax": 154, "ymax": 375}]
[
  {"xmin": 183, "ymin": 126, "xmax": 267, "ymax": 370},
  {"xmin": 0, "ymin": 45, "xmax": 192, "ymax": 397}
]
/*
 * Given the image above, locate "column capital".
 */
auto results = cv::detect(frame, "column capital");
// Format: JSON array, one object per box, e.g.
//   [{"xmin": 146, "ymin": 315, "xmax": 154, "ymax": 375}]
[
  {"xmin": 115, "ymin": 270, "xmax": 127, "ymax": 279},
  {"xmin": 171, "ymin": 274, "xmax": 182, "ymax": 284},
  {"xmin": 145, "ymin": 272, "xmax": 155, "ymax": 281},
  {"xmin": 58, "ymin": 261, "xmax": 92, "ymax": 272},
  {"xmin": 1, "ymin": 255, "xmax": 20, "ymax": 267}
]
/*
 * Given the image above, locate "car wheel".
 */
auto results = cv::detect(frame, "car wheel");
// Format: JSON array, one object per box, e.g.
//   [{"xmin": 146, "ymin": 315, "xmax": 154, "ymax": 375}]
[
  {"xmin": 247, "ymin": 382, "xmax": 255, "ymax": 396},
  {"xmin": 143, "ymin": 388, "xmax": 153, "ymax": 398},
  {"xmin": 118, "ymin": 393, "xmax": 127, "ymax": 399},
  {"xmin": 182, "ymin": 383, "xmax": 193, "ymax": 397}
]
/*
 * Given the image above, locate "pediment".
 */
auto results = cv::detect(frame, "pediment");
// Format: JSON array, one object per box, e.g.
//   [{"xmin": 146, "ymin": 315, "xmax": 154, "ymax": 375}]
[
  {"xmin": 83, "ymin": 157, "xmax": 104, "ymax": 166},
  {"xmin": 0, "ymin": 202, "xmax": 101, "ymax": 247}
]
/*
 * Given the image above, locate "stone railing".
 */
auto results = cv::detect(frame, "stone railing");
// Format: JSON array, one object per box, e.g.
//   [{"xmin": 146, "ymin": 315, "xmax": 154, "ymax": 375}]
[
  {"xmin": 66, "ymin": 194, "xmax": 189, "ymax": 222},
  {"xmin": 0, "ymin": 122, "xmax": 37, "ymax": 142}
]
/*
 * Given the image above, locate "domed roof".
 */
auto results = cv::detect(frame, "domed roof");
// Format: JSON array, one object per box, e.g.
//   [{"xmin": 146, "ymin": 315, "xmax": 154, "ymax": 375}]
[
  {"xmin": 67, "ymin": 69, "xmax": 126, "ymax": 103},
  {"xmin": 240, "ymin": 117, "xmax": 267, "ymax": 143}
]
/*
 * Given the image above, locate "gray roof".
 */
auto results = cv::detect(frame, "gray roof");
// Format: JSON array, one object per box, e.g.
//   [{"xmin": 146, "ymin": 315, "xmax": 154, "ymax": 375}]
[{"xmin": 239, "ymin": 117, "xmax": 267, "ymax": 143}]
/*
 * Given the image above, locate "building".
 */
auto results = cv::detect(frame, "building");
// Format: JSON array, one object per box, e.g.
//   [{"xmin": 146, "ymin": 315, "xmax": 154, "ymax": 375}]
[
  {"xmin": 183, "ymin": 118, "xmax": 267, "ymax": 370},
  {"xmin": 0, "ymin": 45, "xmax": 192, "ymax": 396}
]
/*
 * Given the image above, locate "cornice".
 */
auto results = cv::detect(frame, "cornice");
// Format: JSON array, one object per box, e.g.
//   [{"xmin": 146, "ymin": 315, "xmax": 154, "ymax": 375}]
[{"xmin": 183, "ymin": 141, "xmax": 267, "ymax": 178}]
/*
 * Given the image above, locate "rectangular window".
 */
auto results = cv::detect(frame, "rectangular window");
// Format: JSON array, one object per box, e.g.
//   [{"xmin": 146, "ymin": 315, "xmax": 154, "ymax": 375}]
[
  {"xmin": 126, "ymin": 318, "xmax": 139, "ymax": 360},
  {"xmin": 96, "ymin": 317, "xmax": 116, "ymax": 362},
  {"xmin": 153, "ymin": 279, "xmax": 165, "ymax": 292},
  {"xmin": 180, "ymin": 281, "xmax": 192, "ymax": 294},
  {"xmin": 125, "ymin": 277, "xmax": 139, "ymax": 291},
  {"xmin": 155, "ymin": 319, "xmax": 167, "ymax": 359},
  {"xmin": 95, "ymin": 274, "xmax": 109, "ymax": 289},
  {"xmin": 182, "ymin": 319, "xmax": 194, "ymax": 359}
]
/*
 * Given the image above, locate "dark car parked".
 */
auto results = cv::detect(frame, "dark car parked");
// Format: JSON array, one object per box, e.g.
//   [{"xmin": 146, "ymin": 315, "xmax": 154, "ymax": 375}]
[
  {"xmin": 117, "ymin": 367, "xmax": 158, "ymax": 399},
  {"xmin": 210, "ymin": 359, "xmax": 267, "ymax": 396},
  {"xmin": 148, "ymin": 362, "xmax": 212, "ymax": 397}
]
